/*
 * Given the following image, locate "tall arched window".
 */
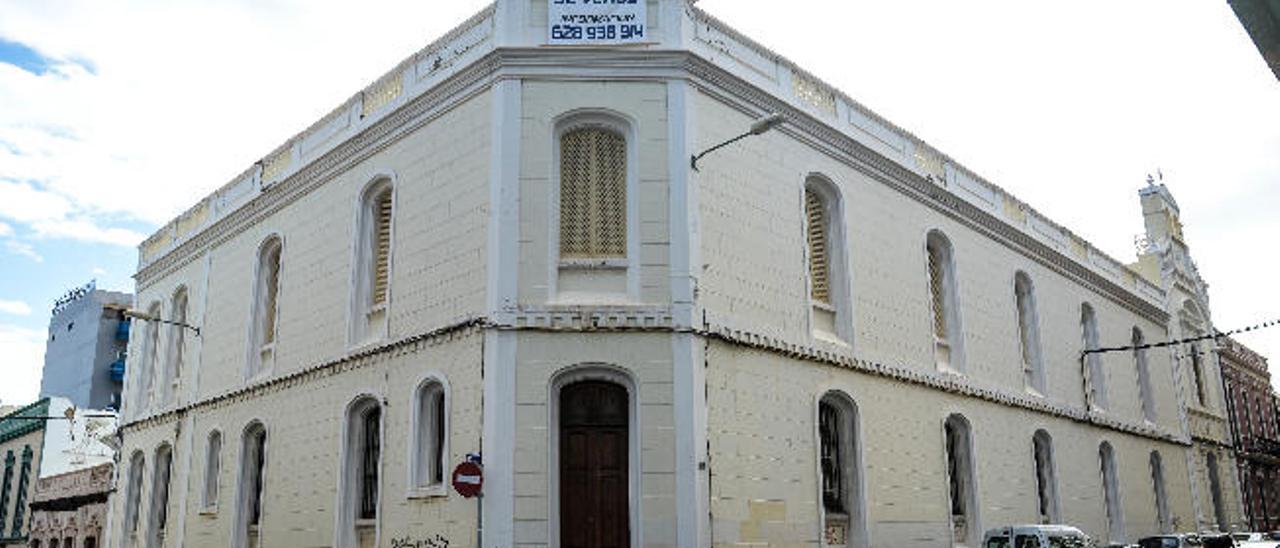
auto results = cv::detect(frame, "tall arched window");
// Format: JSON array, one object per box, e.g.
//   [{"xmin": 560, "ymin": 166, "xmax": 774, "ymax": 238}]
[
  {"xmin": 1081, "ymin": 303, "xmax": 1107, "ymax": 410},
  {"xmin": 1133, "ymin": 328, "xmax": 1156, "ymax": 422},
  {"xmin": 1150, "ymin": 451, "xmax": 1170, "ymax": 533},
  {"xmin": 818, "ymin": 392, "xmax": 866, "ymax": 548},
  {"xmin": 164, "ymin": 287, "xmax": 188, "ymax": 405},
  {"xmin": 146, "ymin": 445, "xmax": 173, "ymax": 548},
  {"xmin": 10, "ymin": 446, "xmax": 31, "ymax": 537},
  {"xmin": 1015, "ymin": 272, "xmax": 1044, "ymax": 393},
  {"xmin": 410, "ymin": 378, "xmax": 448, "ymax": 495},
  {"xmin": 944, "ymin": 414, "xmax": 977, "ymax": 545},
  {"xmin": 122, "ymin": 451, "xmax": 145, "ymax": 547},
  {"xmin": 249, "ymin": 236, "xmax": 282, "ymax": 378},
  {"xmin": 1207, "ymin": 451, "xmax": 1226, "ymax": 531},
  {"xmin": 0, "ymin": 451, "xmax": 13, "ymax": 529},
  {"xmin": 927, "ymin": 231, "xmax": 963, "ymax": 373},
  {"xmin": 351, "ymin": 179, "xmax": 394, "ymax": 345},
  {"xmin": 234, "ymin": 422, "xmax": 267, "ymax": 548},
  {"xmin": 203, "ymin": 430, "xmax": 223, "ymax": 511},
  {"xmin": 134, "ymin": 301, "xmax": 163, "ymax": 412},
  {"xmin": 1032, "ymin": 430, "xmax": 1059, "ymax": 524},
  {"xmin": 338, "ymin": 397, "xmax": 382, "ymax": 548},
  {"xmin": 559, "ymin": 126, "xmax": 627, "ymax": 260},
  {"xmin": 1190, "ymin": 338, "xmax": 1208, "ymax": 407},
  {"xmin": 1099, "ymin": 442, "xmax": 1124, "ymax": 543},
  {"xmin": 805, "ymin": 179, "xmax": 848, "ymax": 341}
]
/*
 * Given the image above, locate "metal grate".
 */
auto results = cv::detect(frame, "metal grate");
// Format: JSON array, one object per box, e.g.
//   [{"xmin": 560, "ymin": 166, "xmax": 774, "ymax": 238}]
[
  {"xmin": 928, "ymin": 245, "xmax": 949, "ymax": 340},
  {"xmin": 560, "ymin": 128, "xmax": 626, "ymax": 258},
  {"xmin": 806, "ymin": 189, "xmax": 830, "ymax": 304},
  {"xmin": 819, "ymin": 402, "xmax": 844, "ymax": 513},
  {"xmin": 371, "ymin": 189, "xmax": 393, "ymax": 306},
  {"xmin": 359, "ymin": 407, "xmax": 381, "ymax": 520},
  {"xmin": 261, "ymin": 244, "xmax": 281, "ymax": 345}
]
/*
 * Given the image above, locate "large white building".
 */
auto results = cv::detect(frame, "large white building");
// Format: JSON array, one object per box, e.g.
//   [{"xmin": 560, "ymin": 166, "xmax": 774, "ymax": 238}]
[{"xmin": 110, "ymin": 1, "xmax": 1245, "ymax": 546}]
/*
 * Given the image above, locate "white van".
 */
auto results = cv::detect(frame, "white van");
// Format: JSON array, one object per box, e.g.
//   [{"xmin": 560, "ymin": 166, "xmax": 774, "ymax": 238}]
[{"xmin": 983, "ymin": 525, "xmax": 1098, "ymax": 548}]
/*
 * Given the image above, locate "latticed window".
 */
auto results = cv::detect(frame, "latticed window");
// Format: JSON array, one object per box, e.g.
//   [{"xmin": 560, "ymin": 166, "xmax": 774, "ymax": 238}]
[
  {"xmin": 10, "ymin": 446, "xmax": 31, "ymax": 537},
  {"xmin": 370, "ymin": 188, "xmax": 393, "ymax": 306},
  {"xmin": 359, "ymin": 407, "xmax": 381, "ymax": 520},
  {"xmin": 560, "ymin": 127, "xmax": 627, "ymax": 259},
  {"xmin": 246, "ymin": 427, "xmax": 267, "ymax": 527},
  {"xmin": 0, "ymin": 451, "xmax": 12, "ymax": 528},
  {"xmin": 258, "ymin": 240, "xmax": 281, "ymax": 348},
  {"xmin": 818, "ymin": 402, "xmax": 844, "ymax": 513},
  {"xmin": 927, "ymin": 232, "xmax": 959, "ymax": 370},
  {"xmin": 806, "ymin": 189, "xmax": 831, "ymax": 304},
  {"xmin": 413, "ymin": 381, "xmax": 447, "ymax": 489},
  {"xmin": 928, "ymin": 246, "xmax": 949, "ymax": 341},
  {"xmin": 1015, "ymin": 273, "xmax": 1043, "ymax": 391},
  {"xmin": 1134, "ymin": 328, "xmax": 1156, "ymax": 422},
  {"xmin": 1081, "ymin": 304, "xmax": 1106, "ymax": 409}
]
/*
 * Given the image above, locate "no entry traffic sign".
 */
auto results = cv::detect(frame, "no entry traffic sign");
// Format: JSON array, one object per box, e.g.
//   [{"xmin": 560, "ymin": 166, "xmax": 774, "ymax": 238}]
[{"xmin": 452, "ymin": 461, "xmax": 483, "ymax": 498}]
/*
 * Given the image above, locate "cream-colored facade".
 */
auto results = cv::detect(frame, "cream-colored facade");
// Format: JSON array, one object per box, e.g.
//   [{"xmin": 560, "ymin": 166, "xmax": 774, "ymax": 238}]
[{"xmin": 112, "ymin": 1, "xmax": 1244, "ymax": 547}]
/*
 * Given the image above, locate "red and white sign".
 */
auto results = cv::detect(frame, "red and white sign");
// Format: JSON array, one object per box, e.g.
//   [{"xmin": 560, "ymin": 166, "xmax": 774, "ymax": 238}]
[{"xmin": 451, "ymin": 461, "xmax": 483, "ymax": 498}]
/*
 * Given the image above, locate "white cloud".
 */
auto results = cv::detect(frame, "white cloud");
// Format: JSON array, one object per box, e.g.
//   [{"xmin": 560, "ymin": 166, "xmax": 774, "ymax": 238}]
[
  {"xmin": 91, "ymin": 266, "xmax": 107, "ymax": 276},
  {"xmin": 0, "ymin": 221, "xmax": 11, "ymax": 237},
  {"xmin": 30, "ymin": 218, "xmax": 145, "ymax": 247},
  {"xmin": 4, "ymin": 239, "xmax": 42, "ymax": 262},
  {"xmin": 0, "ymin": 324, "xmax": 45, "ymax": 407},
  {"xmin": 0, "ymin": 300, "xmax": 31, "ymax": 316}
]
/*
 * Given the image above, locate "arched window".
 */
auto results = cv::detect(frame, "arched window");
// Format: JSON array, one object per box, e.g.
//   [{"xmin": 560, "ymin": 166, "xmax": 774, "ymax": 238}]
[
  {"xmin": 234, "ymin": 422, "xmax": 267, "ymax": 548},
  {"xmin": 1099, "ymin": 442, "xmax": 1124, "ymax": 543},
  {"xmin": 164, "ymin": 287, "xmax": 189, "ymax": 405},
  {"xmin": 203, "ymin": 430, "xmax": 223, "ymax": 510},
  {"xmin": 338, "ymin": 397, "xmax": 382, "ymax": 547},
  {"xmin": 559, "ymin": 126, "xmax": 627, "ymax": 260},
  {"xmin": 0, "ymin": 451, "xmax": 13, "ymax": 529},
  {"xmin": 1081, "ymin": 303, "xmax": 1107, "ymax": 410},
  {"xmin": 1133, "ymin": 328, "xmax": 1156, "ymax": 422},
  {"xmin": 410, "ymin": 378, "xmax": 448, "ymax": 494},
  {"xmin": 1190, "ymin": 338, "xmax": 1208, "ymax": 407},
  {"xmin": 1150, "ymin": 451, "xmax": 1170, "ymax": 533},
  {"xmin": 249, "ymin": 236, "xmax": 282, "ymax": 378},
  {"xmin": 817, "ymin": 392, "xmax": 866, "ymax": 548},
  {"xmin": 122, "ymin": 451, "xmax": 145, "ymax": 546},
  {"xmin": 1181, "ymin": 302, "xmax": 1209, "ymax": 407},
  {"xmin": 11, "ymin": 446, "xmax": 32, "ymax": 537},
  {"xmin": 1207, "ymin": 451, "xmax": 1226, "ymax": 531},
  {"xmin": 805, "ymin": 179, "xmax": 848, "ymax": 341},
  {"xmin": 1015, "ymin": 272, "xmax": 1044, "ymax": 393},
  {"xmin": 351, "ymin": 179, "xmax": 394, "ymax": 345},
  {"xmin": 927, "ymin": 231, "xmax": 964, "ymax": 373},
  {"xmin": 146, "ymin": 445, "xmax": 173, "ymax": 548},
  {"xmin": 135, "ymin": 301, "xmax": 163, "ymax": 412},
  {"xmin": 944, "ymin": 414, "xmax": 977, "ymax": 545},
  {"xmin": 1032, "ymin": 430, "xmax": 1059, "ymax": 524}
]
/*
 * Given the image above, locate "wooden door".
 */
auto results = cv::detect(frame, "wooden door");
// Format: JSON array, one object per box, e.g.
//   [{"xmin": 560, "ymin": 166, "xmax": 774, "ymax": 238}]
[{"xmin": 560, "ymin": 381, "xmax": 629, "ymax": 548}]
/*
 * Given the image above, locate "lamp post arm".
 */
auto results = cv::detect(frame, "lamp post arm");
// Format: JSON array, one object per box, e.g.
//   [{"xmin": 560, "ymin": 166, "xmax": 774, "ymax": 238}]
[
  {"xmin": 122, "ymin": 310, "xmax": 201, "ymax": 337},
  {"xmin": 691, "ymin": 130, "xmax": 754, "ymax": 171}
]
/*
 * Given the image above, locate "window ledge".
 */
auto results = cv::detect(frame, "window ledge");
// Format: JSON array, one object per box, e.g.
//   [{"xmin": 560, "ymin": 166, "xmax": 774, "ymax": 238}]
[
  {"xmin": 1024, "ymin": 386, "xmax": 1045, "ymax": 398},
  {"xmin": 559, "ymin": 258, "xmax": 627, "ymax": 270},
  {"xmin": 406, "ymin": 485, "xmax": 448, "ymax": 499},
  {"xmin": 198, "ymin": 505, "xmax": 218, "ymax": 516}
]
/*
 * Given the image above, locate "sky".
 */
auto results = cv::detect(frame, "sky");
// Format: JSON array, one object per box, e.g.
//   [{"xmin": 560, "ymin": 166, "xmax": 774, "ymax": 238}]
[{"xmin": 0, "ymin": 0, "xmax": 1277, "ymax": 406}]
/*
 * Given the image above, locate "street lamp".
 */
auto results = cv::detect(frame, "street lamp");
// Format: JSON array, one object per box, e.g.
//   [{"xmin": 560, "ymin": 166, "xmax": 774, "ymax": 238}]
[
  {"xmin": 690, "ymin": 112, "xmax": 786, "ymax": 171},
  {"xmin": 123, "ymin": 309, "xmax": 201, "ymax": 337}
]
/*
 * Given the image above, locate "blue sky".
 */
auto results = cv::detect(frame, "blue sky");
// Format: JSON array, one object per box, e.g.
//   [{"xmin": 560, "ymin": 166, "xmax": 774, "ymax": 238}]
[{"xmin": 0, "ymin": 0, "xmax": 1278, "ymax": 406}]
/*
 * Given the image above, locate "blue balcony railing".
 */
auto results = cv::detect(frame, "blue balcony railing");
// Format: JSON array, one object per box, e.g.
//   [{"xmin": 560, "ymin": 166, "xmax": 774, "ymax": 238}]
[{"xmin": 115, "ymin": 319, "xmax": 131, "ymax": 341}]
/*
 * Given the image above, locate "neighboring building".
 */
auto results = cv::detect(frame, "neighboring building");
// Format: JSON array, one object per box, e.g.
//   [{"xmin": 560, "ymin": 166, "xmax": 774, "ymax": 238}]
[
  {"xmin": 111, "ymin": 1, "xmax": 1254, "ymax": 546},
  {"xmin": 0, "ymin": 398, "xmax": 112, "ymax": 548},
  {"xmin": 1229, "ymin": 0, "xmax": 1280, "ymax": 82},
  {"xmin": 1219, "ymin": 336, "xmax": 1279, "ymax": 530},
  {"xmin": 28, "ymin": 463, "xmax": 113, "ymax": 548},
  {"xmin": 40, "ymin": 281, "xmax": 133, "ymax": 410},
  {"xmin": 1133, "ymin": 184, "xmax": 1248, "ymax": 533}
]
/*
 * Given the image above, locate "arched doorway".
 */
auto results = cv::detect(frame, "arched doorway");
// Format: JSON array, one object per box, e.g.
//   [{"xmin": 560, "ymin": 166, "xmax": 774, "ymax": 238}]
[{"xmin": 559, "ymin": 380, "xmax": 629, "ymax": 548}]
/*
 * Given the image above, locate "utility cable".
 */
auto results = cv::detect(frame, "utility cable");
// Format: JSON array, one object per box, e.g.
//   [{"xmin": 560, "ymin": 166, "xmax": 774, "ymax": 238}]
[{"xmin": 1083, "ymin": 317, "xmax": 1280, "ymax": 356}]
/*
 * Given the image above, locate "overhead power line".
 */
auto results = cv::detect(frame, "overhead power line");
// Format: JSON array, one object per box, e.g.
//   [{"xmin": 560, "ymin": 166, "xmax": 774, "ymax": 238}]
[{"xmin": 1083, "ymin": 317, "xmax": 1280, "ymax": 356}]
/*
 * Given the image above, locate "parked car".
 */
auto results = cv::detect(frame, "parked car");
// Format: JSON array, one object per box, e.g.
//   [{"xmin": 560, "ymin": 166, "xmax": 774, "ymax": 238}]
[
  {"xmin": 1201, "ymin": 533, "xmax": 1238, "ymax": 548},
  {"xmin": 1138, "ymin": 534, "xmax": 1206, "ymax": 548},
  {"xmin": 984, "ymin": 525, "xmax": 1097, "ymax": 548}
]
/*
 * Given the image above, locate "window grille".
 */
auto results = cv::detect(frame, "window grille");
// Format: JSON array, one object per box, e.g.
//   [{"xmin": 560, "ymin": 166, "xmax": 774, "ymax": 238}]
[
  {"xmin": 806, "ymin": 189, "xmax": 831, "ymax": 304},
  {"xmin": 432, "ymin": 392, "xmax": 445, "ymax": 484},
  {"xmin": 928, "ymin": 246, "xmax": 949, "ymax": 341},
  {"xmin": 10, "ymin": 446, "xmax": 31, "ymax": 537},
  {"xmin": 1081, "ymin": 304, "xmax": 1105, "ymax": 409},
  {"xmin": 371, "ymin": 189, "xmax": 393, "ymax": 306},
  {"xmin": 1015, "ymin": 277, "xmax": 1036, "ymax": 380},
  {"xmin": 1134, "ymin": 328, "xmax": 1156, "ymax": 422},
  {"xmin": 1032, "ymin": 433, "xmax": 1054, "ymax": 523},
  {"xmin": 945, "ymin": 423, "xmax": 964, "ymax": 518},
  {"xmin": 818, "ymin": 402, "xmax": 844, "ymax": 513},
  {"xmin": 1191, "ymin": 346, "xmax": 1207, "ymax": 406},
  {"xmin": 248, "ymin": 430, "xmax": 266, "ymax": 527},
  {"xmin": 359, "ymin": 408, "xmax": 381, "ymax": 520},
  {"xmin": 0, "ymin": 452, "xmax": 12, "ymax": 529},
  {"xmin": 125, "ymin": 454, "xmax": 144, "ymax": 534},
  {"xmin": 560, "ymin": 128, "xmax": 626, "ymax": 259},
  {"xmin": 261, "ymin": 245, "xmax": 281, "ymax": 346},
  {"xmin": 153, "ymin": 450, "xmax": 173, "ymax": 533}
]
